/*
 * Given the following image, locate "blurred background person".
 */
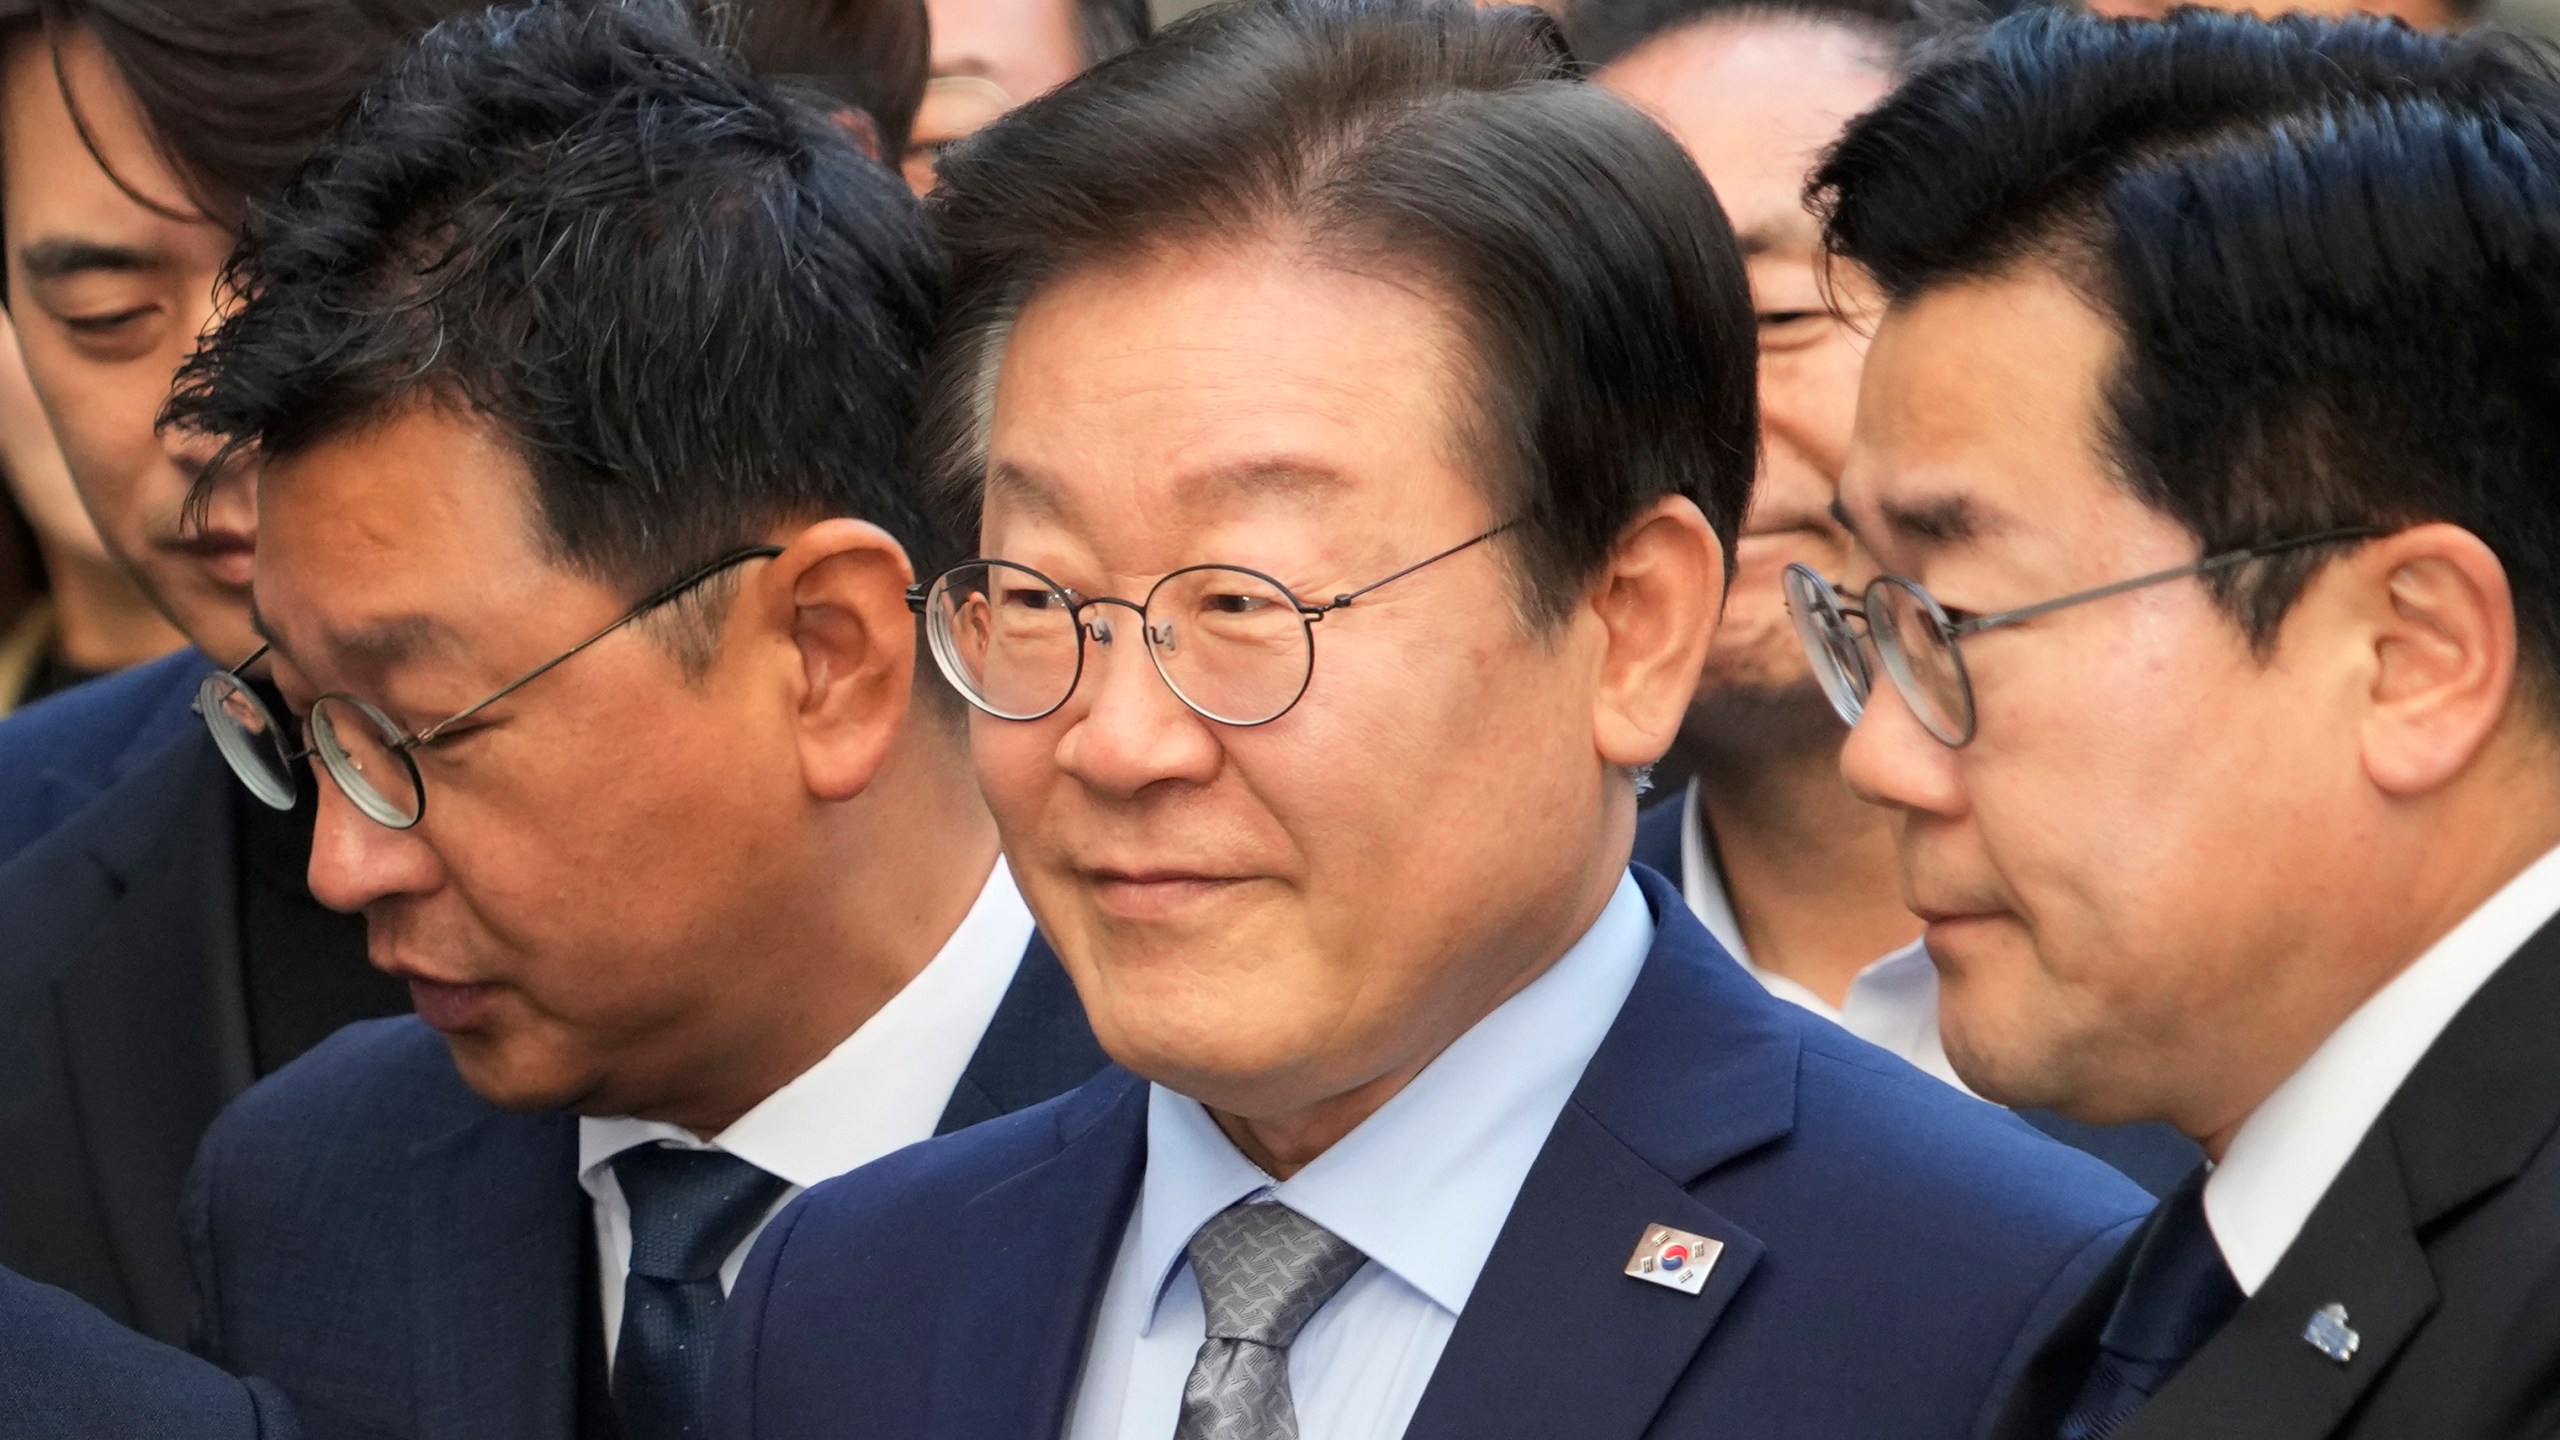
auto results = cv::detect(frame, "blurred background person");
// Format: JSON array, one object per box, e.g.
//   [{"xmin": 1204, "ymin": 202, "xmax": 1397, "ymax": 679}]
[
  {"xmin": 0, "ymin": 310, "xmax": 184, "ymax": 713},
  {"xmin": 903, "ymin": 0, "xmax": 1149, "ymax": 191},
  {"xmin": 1587, "ymin": 0, "xmax": 2198, "ymax": 1195}
]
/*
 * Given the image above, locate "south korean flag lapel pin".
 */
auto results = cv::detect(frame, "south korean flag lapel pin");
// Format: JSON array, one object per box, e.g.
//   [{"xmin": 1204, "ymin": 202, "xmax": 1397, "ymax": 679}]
[{"xmin": 1625, "ymin": 1223, "xmax": 1723, "ymax": 1295}]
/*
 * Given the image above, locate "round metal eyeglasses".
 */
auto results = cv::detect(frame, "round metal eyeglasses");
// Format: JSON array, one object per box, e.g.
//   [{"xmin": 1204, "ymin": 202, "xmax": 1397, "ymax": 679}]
[
  {"xmin": 1783, "ymin": 526, "xmax": 2386, "ymax": 747},
  {"xmin": 194, "ymin": 545, "xmax": 782, "ymax": 830},
  {"xmin": 910, "ymin": 522, "xmax": 1516, "ymax": 727}
]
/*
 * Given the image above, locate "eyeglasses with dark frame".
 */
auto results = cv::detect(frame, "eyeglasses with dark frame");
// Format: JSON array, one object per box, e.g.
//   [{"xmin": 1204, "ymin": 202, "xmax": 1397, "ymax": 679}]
[
  {"xmin": 195, "ymin": 545, "xmax": 784, "ymax": 830},
  {"xmin": 1783, "ymin": 526, "xmax": 2388, "ymax": 747},
  {"xmin": 909, "ymin": 521, "xmax": 1519, "ymax": 727}
]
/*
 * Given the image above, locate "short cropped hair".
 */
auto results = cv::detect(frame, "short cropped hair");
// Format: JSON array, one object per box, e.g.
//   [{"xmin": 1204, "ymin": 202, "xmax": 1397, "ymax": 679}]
[
  {"xmin": 1815, "ymin": 9, "xmax": 2560, "ymax": 696},
  {"xmin": 922, "ymin": 0, "xmax": 1758, "ymax": 625},
  {"xmin": 1566, "ymin": 0, "xmax": 1913, "ymax": 68},
  {"xmin": 163, "ymin": 1, "xmax": 949, "ymax": 613}
]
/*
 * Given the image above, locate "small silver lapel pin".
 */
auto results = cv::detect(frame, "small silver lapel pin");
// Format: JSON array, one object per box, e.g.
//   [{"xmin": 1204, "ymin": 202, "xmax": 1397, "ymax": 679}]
[
  {"xmin": 1624, "ymin": 1223, "xmax": 1723, "ymax": 1295},
  {"xmin": 2303, "ymin": 1303, "xmax": 2360, "ymax": 1364}
]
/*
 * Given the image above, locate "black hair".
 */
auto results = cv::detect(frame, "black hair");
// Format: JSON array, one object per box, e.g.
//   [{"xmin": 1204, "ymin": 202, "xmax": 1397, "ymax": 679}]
[
  {"xmin": 1073, "ymin": 0, "xmax": 1152, "ymax": 66},
  {"xmin": 0, "ymin": 0, "xmax": 486, "ymax": 226},
  {"xmin": 1566, "ymin": 0, "xmax": 1916, "ymax": 69},
  {"xmin": 1814, "ymin": 8, "xmax": 2560, "ymax": 696},
  {"xmin": 162, "ymin": 1, "xmax": 949, "ymax": 629},
  {"xmin": 709, "ymin": 0, "xmax": 933, "ymax": 159},
  {"xmin": 922, "ymin": 0, "xmax": 1758, "ymax": 625}
]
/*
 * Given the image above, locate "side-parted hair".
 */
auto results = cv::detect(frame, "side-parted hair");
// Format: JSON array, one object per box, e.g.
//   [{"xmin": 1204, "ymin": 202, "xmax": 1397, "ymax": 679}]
[
  {"xmin": 162, "ymin": 1, "xmax": 949, "ymax": 611},
  {"xmin": 920, "ymin": 0, "xmax": 1759, "ymax": 625},
  {"xmin": 1815, "ymin": 9, "xmax": 2560, "ymax": 697},
  {"xmin": 0, "ymin": 0, "xmax": 485, "ymax": 227}
]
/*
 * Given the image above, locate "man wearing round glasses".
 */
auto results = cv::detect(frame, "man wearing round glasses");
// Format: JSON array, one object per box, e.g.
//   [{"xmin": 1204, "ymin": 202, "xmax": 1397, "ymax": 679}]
[
  {"xmin": 1807, "ymin": 10, "xmax": 2560, "ymax": 1436},
  {"xmin": 718, "ymin": 4, "xmax": 2149, "ymax": 1438},
  {"xmin": 157, "ymin": 10, "xmax": 1104, "ymax": 1440}
]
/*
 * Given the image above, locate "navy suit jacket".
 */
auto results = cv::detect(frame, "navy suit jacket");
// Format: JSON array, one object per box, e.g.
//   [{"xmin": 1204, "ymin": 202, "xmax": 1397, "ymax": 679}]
[
  {"xmin": 0, "ymin": 648, "xmax": 206, "ymax": 866},
  {"xmin": 0, "ymin": 722, "xmax": 256, "ymax": 1344},
  {"xmin": 717, "ymin": 867, "xmax": 2152, "ymax": 1440},
  {"xmin": 1633, "ymin": 795, "xmax": 2201, "ymax": 1197},
  {"xmin": 185, "ymin": 936, "xmax": 1109, "ymax": 1440},
  {"xmin": 0, "ymin": 1261, "xmax": 299, "ymax": 1440}
]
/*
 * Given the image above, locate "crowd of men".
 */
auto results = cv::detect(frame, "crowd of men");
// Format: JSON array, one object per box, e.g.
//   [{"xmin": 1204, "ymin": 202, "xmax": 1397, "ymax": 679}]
[{"xmin": 0, "ymin": 0, "xmax": 2555, "ymax": 1437}]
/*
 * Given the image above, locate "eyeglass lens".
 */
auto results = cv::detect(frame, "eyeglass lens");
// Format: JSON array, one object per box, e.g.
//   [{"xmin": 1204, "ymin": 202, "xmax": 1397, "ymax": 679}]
[
  {"xmin": 309, "ymin": 695, "xmax": 425, "ymax": 829},
  {"xmin": 923, "ymin": 560, "xmax": 1317, "ymax": 726},
  {"xmin": 1866, "ymin": 579, "xmax": 1975, "ymax": 746},
  {"xmin": 1782, "ymin": 565, "xmax": 1871, "ymax": 728},
  {"xmin": 198, "ymin": 670, "xmax": 300, "ymax": 811}
]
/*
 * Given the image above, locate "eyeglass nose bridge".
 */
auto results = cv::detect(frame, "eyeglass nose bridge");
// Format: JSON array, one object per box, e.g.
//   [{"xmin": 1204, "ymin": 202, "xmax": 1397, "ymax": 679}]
[{"xmin": 1071, "ymin": 593, "xmax": 1146, "ymax": 647}]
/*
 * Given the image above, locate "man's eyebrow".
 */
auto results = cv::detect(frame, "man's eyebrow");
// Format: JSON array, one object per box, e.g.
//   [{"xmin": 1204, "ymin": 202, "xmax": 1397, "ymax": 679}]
[
  {"xmin": 17, "ymin": 238, "xmax": 158, "ymax": 282},
  {"xmin": 328, "ymin": 615, "xmax": 455, "ymax": 667},
  {"xmin": 1879, "ymin": 493, "xmax": 1989, "ymax": 549}
]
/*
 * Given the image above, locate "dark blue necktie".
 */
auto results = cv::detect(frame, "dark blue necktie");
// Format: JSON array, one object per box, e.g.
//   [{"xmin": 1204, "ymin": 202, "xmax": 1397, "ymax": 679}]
[
  {"xmin": 610, "ymin": 1144, "xmax": 790, "ymax": 1440},
  {"xmin": 2058, "ymin": 1168, "xmax": 2242, "ymax": 1440}
]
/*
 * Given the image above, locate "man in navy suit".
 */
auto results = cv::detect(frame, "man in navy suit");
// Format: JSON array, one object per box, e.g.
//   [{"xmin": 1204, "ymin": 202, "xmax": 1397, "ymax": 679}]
[
  {"xmin": 170, "ymin": 8, "xmax": 1102, "ymax": 1440},
  {"xmin": 717, "ymin": 4, "xmax": 2150, "ymax": 1438},
  {"xmin": 0, "ymin": 1262, "xmax": 300, "ymax": 1439}
]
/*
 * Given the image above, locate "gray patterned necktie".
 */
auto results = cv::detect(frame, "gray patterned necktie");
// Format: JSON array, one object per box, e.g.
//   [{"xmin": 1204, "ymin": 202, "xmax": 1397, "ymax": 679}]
[{"xmin": 1174, "ymin": 1201, "xmax": 1370, "ymax": 1440}]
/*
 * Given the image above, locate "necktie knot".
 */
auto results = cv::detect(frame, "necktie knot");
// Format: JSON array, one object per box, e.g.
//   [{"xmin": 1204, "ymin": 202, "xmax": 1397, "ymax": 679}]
[
  {"xmin": 611, "ymin": 1144, "xmax": 789, "ymax": 1284},
  {"xmin": 1185, "ymin": 1201, "xmax": 1368, "ymax": 1348}
]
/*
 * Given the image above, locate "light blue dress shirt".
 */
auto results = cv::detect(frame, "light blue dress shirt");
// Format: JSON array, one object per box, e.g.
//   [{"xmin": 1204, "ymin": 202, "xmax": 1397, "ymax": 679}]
[{"xmin": 1061, "ymin": 872, "xmax": 1656, "ymax": 1440}]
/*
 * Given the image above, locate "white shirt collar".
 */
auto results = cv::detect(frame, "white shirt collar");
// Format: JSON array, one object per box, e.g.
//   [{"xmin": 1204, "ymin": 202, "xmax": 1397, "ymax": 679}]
[
  {"xmin": 577, "ymin": 855, "xmax": 1037, "ymax": 1190},
  {"xmin": 2205, "ymin": 840, "xmax": 2560, "ymax": 1295},
  {"xmin": 1128, "ymin": 871, "xmax": 1656, "ymax": 1325}
]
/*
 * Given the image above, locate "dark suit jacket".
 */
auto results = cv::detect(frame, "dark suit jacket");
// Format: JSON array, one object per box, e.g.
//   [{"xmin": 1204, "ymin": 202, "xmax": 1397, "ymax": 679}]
[
  {"xmin": 0, "ymin": 648, "xmax": 206, "ymax": 866},
  {"xmin": 0, "ymin": 726, "xmax": 257, "ymax": 1345},
  {"xmin": 1633, "ymin": 793, "xmax": 2201, "ymax": 1196},
  {"xmin": 717, "ymin": 867, "xmax": 2153, "ymax": 1440},
  {"xmin": 185, "ymin": 938, "xmax": 1108, "ymax": 1440},
  {"xmin": 1987, "ymin": 911, "xmax": 2560, "ymax": 1440},
  {"xmin": 0, "ymin": 1260, "xmax": 300, "ymax": 1440}
]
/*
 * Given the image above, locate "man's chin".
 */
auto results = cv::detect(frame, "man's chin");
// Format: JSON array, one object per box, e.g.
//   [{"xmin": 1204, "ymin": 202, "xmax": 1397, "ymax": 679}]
[{"xmin": 440, "ymin": 1033, "xmax": 597, "ymax": 1115}]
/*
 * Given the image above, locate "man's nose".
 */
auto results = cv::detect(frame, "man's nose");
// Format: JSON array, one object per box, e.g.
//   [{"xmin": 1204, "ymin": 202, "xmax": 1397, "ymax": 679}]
[
  {"xmin": 304, "ymin": 769, "xmax": 443, "ymax": 915},
  {"xmin": 1839, "ymin": 671, "xmax": 1968, "ymax": 821},
  {"xmin": 1051, "ymin": 618, "xmax": 1224, "ymax": 797}
]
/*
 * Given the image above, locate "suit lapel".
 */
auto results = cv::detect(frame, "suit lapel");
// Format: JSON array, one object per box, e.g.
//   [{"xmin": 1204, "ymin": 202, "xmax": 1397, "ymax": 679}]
[
  {"xmin": 50, "ymin": 734, "xmax": 253, "ymax": 1342},
  {"xmin": 2036, "ymin": 917, "xmax": 2560, "ymax": 1440},
  {"xmin": 936, "ymin": 931, "xmax": 1108, "ymax": 1135},
  {"xmin": 408, "ymin": 1104, "xmax": 584, "ymax": 1440},
  {"xmin": 929, "ymin": 1072, "xmax": 1148, "ymax": 1440},
  {"xmin": 1404, "ymin": 870, "xmax": 1797, "ymax": 1440},
  {"xmin": 2120, "ymin": 1132, "xmax": 2436, "ymax": 1440}
]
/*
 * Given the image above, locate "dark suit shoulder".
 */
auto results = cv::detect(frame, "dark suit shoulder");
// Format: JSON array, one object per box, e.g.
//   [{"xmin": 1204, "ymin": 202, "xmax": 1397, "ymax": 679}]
[
  {"xmin": 205, "ymin": 1016, "xmax": 485, "ymax": 1157},
  {"xmin": 0, "ymin": 1262, "xmax": 297, "ymax": 1439},
  {"xmin": 0, "ymin": 650, "xmax": 207, "ymax": 865}
]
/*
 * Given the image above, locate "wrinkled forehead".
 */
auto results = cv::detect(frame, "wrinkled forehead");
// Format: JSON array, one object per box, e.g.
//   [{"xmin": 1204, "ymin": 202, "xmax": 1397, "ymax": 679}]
[
  {"xmin": 973, "ymin": 240, "xmax": 1497, "ymax": 563},
  {"xmin": 250, "ymin": 406, "xmax": 565, "ymax": 675},
  {"xmin": 1836, "ymin": 268, "xmax": 2127, "ymax": 570}
]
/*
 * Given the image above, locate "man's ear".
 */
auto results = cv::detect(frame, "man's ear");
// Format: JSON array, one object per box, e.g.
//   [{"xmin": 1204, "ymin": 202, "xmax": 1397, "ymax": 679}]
[
  {"xmin": 764, "ymin": 518, "xmax": 918, "ymax": 801},
  {"xmin": 1590, "ymin": 494, "xmax": 1725, "ymax": 770},
  {"xmin": 2338, "ymin": 522, "xmax": 2520, "ymax": 797}
]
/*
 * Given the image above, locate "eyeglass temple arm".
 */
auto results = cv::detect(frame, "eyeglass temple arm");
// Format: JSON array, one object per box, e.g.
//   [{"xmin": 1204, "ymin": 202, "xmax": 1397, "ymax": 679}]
[
  {"xmin": 408, "ymin": 544, "xmax": 783, "ymax": 745},
  {"xmin": 1307, "ymin": 518, "xmax": 1522, "ymax": 618},
  {"xmin": 1949, "ymin": 526, "xmax": 2388, "ymax": 639}
]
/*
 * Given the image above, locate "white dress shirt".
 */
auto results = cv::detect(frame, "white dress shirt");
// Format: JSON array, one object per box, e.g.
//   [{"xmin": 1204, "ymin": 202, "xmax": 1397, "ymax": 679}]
[
  {"xmin": 1062, "ymin": 872, "xmax": 1655, "ymax": 1440},
  {"xmin": 1674, "ymin": 778, "xmax": 1965, "ymax": 1091},
  {"xmin": 578, "ymin": 856, "xmax": 1037, "ymax": 1361},
  {"xmin": 2205, "ymin": 841, "xmax": 2560, "ymax": 1295}
]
